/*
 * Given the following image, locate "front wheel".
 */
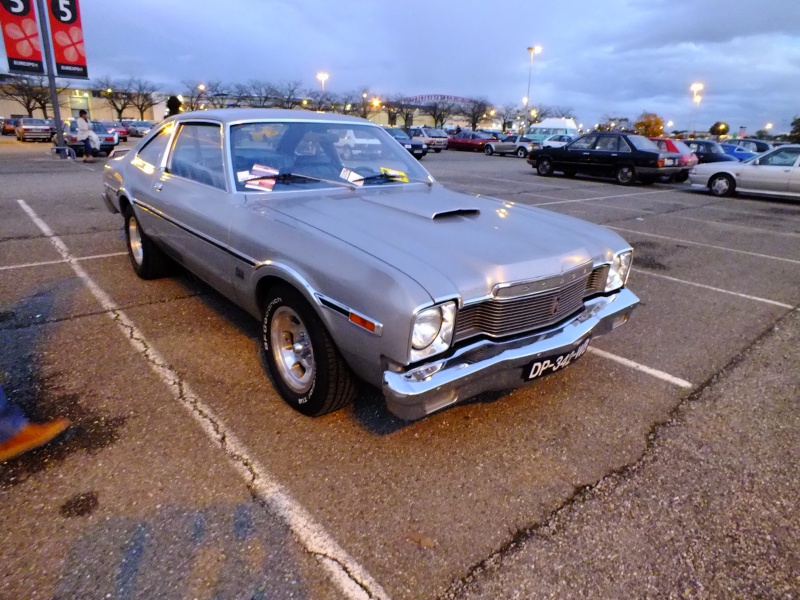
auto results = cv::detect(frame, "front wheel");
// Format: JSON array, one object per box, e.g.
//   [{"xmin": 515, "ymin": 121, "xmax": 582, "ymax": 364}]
[
  {"xmin": 123, "ymin": 206, "xmax": 171, "ymax": 279},
  {"xmin": 261, "ymin": 286, "xmax": 357, "ymax": 417},
  {"xmin": 484, "ymin": 145, "xmax": 493, "ymax": 156},
  {"xmin": 673, "ymin": 171, "xmax": 689, "ymax": 183},
  {"xmin": 434, "ymin": 149, "xmax": 442, "ymax": 153},
  {"xmin": 615, "ymin": 165, "xmax": 636, "ymax": 186},
  {"xmin": 516, "ymin": 147, "xmax": 528, "ymax": 158},
  {"xmin": 708, "ymin": 173, "xmax": 735, "ymax": 197},
  {"xmin": 536, "ymin": 157, "xmax": 554, "ymax": 176}
]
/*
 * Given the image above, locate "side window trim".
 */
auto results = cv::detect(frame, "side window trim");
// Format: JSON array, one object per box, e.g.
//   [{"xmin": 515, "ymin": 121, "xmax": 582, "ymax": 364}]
[{"xmin": 166, "ymin": 120, "xmax": 227, "ymax": 191}]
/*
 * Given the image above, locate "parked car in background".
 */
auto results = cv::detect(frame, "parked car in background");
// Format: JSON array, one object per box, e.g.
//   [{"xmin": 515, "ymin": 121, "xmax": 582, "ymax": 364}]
[
  {"xmin": 384, "ymin": 127, "xmax": 427, "ymax": 159},
  {"xmin": 60, "ymin": 119, "xmax": 119, "ymax": 156},
  {"xmin": 685, "ymin": 139, "xmax": 739, "ymax": 164},
  {"xmin": 128, "ymin": 121, "xmax": 153, "ymax": 137},
  {"xmin": 650, "ymin": 137, "xmax": 698, "ymax": 182},
  {"xmin": 15, "ymin": 118, "xmax": 53, "ymax": 142},
  {"xmin": 483, "ymin": 134, "xmax": 541, "ymax": 158},
  {"xmin": 102, "ymin": 109, "xmax": 639, "ymax": 420},
  {"xmin": 101, "ymin": 120, "xmax": 129, "ymax": 142},
  {"xmin": 406, "ymin": 126, "xmax": 448, "ymax": 153},
  {"xmin": 542, "ymin": 134, "xmax": 574, "ymax": 148},
  {"xmin": 334, "ymin": 127, "xmax": 382, "ymax": 159},
  {"xmin": 728, "ymin": 138, "xmax": 773, "ymax": 153},
  {"xmin": 688, "ymin": 144, "xmax": 800, "ymax": 199},
  {"xmin": 720, "ymin": 143, "xmax": 759, "ymax": 162},
  {"xmin": 2, "ymin": 118, "xmax": 20, "ymax": 135},
  {"xmin": 447, "ymin": 131, "xmax": 495, "ymax": 151},
  {"xmin": 528, "ymin": 132, "xmax": 682, "ymax": 185}
]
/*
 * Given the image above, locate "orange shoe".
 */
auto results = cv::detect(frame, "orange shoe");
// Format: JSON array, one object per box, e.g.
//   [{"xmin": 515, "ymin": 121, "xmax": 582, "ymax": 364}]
[{"xmin": 0, "ymin": 418, "xmax": 70, "ymax": 462}]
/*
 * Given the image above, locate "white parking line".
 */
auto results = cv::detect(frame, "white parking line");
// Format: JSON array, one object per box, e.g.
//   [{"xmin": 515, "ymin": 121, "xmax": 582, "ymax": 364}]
[
  {"xmin": 587, "ymin": 348, "xmax": 693, "ymax": 389},
  {"xmin": 0, "ymin": 251, "xmax": 126, "ymax": 271},
  {"xmin": 609, "ymin": 226, "xmax": 800, "ymax": 265},
  {"xmin": 634, "ymin": 269, "xmax": 794, "ymax": 309},
  {"xmin": 533, "ymin": 190, "xmax": 674, "ymax": 206},
  {"xmin": 671, "ymin": 214, "xmax": 800, "ymax": 238},
  {"xmin": 688, "ymin": 203, "xmax": 800, "ymax": 222},
  {"xmin": 16, "ymin": 199, "xmax": 390, "ymax": 600}
]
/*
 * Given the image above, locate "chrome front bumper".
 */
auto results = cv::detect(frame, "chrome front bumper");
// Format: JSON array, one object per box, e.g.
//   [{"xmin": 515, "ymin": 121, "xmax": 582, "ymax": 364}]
[{"xmin": 382, "ymin": 288, "xmax": 639, "ymax": 420}]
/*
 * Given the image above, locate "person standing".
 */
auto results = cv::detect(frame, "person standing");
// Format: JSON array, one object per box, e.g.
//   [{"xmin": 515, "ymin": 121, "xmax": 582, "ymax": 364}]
[
  {"xmin": 76, "ymin": 110, "xmax": 97, "ymax": 163},
  {"xmin": 0, "ymin": 384, "xmax": 70, "ymax": 462}
]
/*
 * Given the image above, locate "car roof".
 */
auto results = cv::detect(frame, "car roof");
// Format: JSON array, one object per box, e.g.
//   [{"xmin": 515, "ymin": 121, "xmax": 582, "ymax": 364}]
[{"xmin": 170, "ymin": 108, "xmax": 374, "ymax": 126}]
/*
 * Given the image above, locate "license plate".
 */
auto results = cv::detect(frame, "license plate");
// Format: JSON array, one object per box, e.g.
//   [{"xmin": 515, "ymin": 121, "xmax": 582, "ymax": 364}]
[{"xmin": 526, "ymin": 336, "xmax": 591, "ymax": 380}]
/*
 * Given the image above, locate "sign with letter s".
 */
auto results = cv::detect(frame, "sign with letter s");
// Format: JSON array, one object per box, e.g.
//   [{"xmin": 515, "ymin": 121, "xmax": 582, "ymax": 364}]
[
  {"xmin": 46, "ymin": 0, "xmax": 88, "ymax": 78},
  {"xmin": 0, "ymin": 0, "xmax": 45, "ymax": 74}
]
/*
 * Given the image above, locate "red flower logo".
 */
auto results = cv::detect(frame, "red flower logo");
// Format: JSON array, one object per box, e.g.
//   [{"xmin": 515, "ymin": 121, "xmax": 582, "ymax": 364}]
[
  {"xmin": 54, "ymin": 26, "xmax": 85, "ymax": 63},
  {"xmin": 4, "ymin": 18, "xmax": 41, "ymax": 58}
]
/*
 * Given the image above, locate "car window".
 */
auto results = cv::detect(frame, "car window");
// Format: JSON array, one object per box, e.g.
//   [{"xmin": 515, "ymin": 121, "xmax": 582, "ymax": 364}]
[
  {"xmin": 569, "ymin": 135, "xmax": 597, "ymax": 150},
  {"xmin": 618, "ymin": 137, "xmax": 632, "ymax": 152},
  {"xmin": 672, "ymin": 140, "xmax": 692, "ymax": 154},
  {"xmin": 168, "ymin": 122, "xmax": 226, "ymax": 190},
  {"xmin": 595, "ymin": 136, "xmax": 619, "ymax": 151},
  {"xmin": 759, "ymin": 148, "xmax": 800, "ymax": 167},
  {"xmin": 627, "ymin": 135, "xmax": 661, "ymax": 152},
  {"xmin": 137, "ymin": 122, "xmax": 175, "ymax": 167}
]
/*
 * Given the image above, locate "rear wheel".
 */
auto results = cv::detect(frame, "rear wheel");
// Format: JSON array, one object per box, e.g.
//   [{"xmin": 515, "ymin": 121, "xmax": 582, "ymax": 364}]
[
  {"xmin": 484, "ymin": 145, "xmax": 494, "ymax": 156},
  {"xmin": 615, "ymin": 165, "xmax": 635, "ymax": 186},
  {"xmin": 261, "ymin": 286, "xmax": 357, "ymax": 417},
  {"xmin": 434, "ymin": 149, "xmax": 442, "ymax": 153},
  {"xmin": 536, "ymin": 157, "xmax": 554, "ymax": 176},
  {"xmin": 673, "ymin": 171, "xmax": 689, "ymax": 183},
  {"xmin": 123, "ymin": 205, "xmax": 171, "ymax": 279},
  {"xmin": 708, "ymin": 173, "xmax": 735, "ymax": 197},
  {"xmin": 516, "ymin": 147, "xmax": 528, "ymax": 158}
]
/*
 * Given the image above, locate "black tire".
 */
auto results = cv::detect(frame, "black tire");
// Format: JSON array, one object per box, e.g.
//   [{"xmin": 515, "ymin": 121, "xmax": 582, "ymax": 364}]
[
  {"xmin": 537, "ymin": 157, "xmax": 554, "ymax": 176},
  {"xmin": 123, "ymin": 205, "xmax": 171, "ymax": 279},
  {"xmin": 673, "ymin": 171, "xmax": 689, "ymax": 183},
  {"xmin": 484, "ymin": 145, "xmax": 494, "ymax": 156},
  {"xmin": 615, "ymin": 165, "xmax": 636, "ymax": 186},
  {"xmin": 708, "ymin": 173, "xmax": 735, "ymax": 197},
  {"xmin": 516, "ymin": 147, "xmax": 528, "ymax": 158},
  {"xmin": 261, "ymin": 286, "xmax": 357, "ymax": 417},
  {"xmin": 434, "ymin": 149, "xmax": 442, "ymax": 153}
]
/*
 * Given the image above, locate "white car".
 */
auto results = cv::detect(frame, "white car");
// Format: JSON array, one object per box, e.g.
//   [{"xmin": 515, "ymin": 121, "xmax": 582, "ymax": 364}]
[
  {"xmin": 688, "ymin": 144, "xmax": 800, "ymax": 199},
  {"xmin": 483, "ymin": 135, "xmax": 541, "ymax": 158},
  {"xmin": 542, "ymin": 134, "xmax": 574, "ymax": 148},
  {"xmin": 406, "ymin": 126, "xmax": 448, "ymax": 153},
  {"xmin": 334, "ymin": 128, "xmax": 382, "ymax": 160}
]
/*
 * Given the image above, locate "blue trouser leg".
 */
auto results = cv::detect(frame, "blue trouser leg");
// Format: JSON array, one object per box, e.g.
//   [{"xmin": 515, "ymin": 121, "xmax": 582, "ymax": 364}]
[
  {"xmin": 0, "ymin": 385, "xmax": 27, "ymax": 444},
  {"xmin": 84, "ymin": 138, "xmax": 93, "ymax": 156}
]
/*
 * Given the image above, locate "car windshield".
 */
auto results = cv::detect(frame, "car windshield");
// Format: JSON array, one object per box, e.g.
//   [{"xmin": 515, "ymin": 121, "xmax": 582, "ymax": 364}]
[
  {"xmin": 22, "ymin": 118, "xmax": 46, "ymax": 125},
  {"xmin": 133, "ymin": 121, "xmax": 151, "ymax": 127},
  {"xmin": 230, "ymin": 121, "xmax": 431, "ymax": 193},
  {"xmin": 426, "ymin": 129, "xmax": 447, "ymax": 137},
  {"xmin": 627, "ymin": 135, "xmax": 661, "ymax": 152},
  {"xmin": 388, "ymin": 128, "xmax": 411, "ymax": 140}
]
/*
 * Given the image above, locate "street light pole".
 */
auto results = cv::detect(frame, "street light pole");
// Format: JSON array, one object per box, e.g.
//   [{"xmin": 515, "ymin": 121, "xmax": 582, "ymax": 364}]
[
  {"xmin": 689, "ymin": 82, "xmax": 703, "ymax": 135},
  {"xmin": 316, "ymin": 72, "xmax": 329, "ymax": 93},
  {"xmin": 525, "ymin": 46, "xmax": 542, "ymax": 127}
]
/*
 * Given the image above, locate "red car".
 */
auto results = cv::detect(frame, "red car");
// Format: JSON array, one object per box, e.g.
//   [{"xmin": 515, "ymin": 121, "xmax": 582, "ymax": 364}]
[
  {"xmin": 101, "ymin": 120, "xmax": 129, "ymax": 142},
  {"xmin": 650, "ymin": 137, "xmax": 698, "ymax": 182},
  {"xmin": 447, "ymin": 131, "xmax": 495, "ymax": 151}
]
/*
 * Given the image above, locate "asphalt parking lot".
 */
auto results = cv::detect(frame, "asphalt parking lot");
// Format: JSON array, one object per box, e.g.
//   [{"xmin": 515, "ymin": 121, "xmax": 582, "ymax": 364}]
[{"xmin": 1, "ymin": 136, "xmax": 798, "ymax": 599}]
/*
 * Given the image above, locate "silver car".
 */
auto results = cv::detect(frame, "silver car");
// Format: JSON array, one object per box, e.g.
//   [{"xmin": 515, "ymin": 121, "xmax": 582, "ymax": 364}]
[
  {"xmin": 688, "ymin": 144, "xmax": 800, "ymax": 199},
  {"xmin": 484, "ymin": 134, "xmax": 541, "ymax": 158},
  {"xmin": 102, "ymin": 109, "xmax": 639, "ymax": 420}
]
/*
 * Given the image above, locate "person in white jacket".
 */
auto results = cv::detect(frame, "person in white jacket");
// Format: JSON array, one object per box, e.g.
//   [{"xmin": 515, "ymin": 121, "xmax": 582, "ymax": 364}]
[{"xmin": 76, "ymin": 110, "xmax": 99, "ymax": 162}]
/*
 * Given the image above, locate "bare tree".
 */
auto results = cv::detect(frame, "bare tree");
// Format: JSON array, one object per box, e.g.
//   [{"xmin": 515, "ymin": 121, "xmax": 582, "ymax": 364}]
[
  {"xmin": 0, "ymin": 75, "xmax": 67, "ymax": 117},
  {"xmin": 248, "ymin": 80, "xmax": 273, "ymax": 107},
  {"xmin": 305, "ymin": 90, "xmax": 332, "ymax": 112},
  {"xmin": 420, "ymin": 100, "xmax": 458, "ymax": 128},
  {"xmin": 551, "ymin": 105, "xmax": 576, "ymax": 119},
  {"xmin": 329, "ymin": 91, "xmax": 360, "ymax": 115},
  {"xmin": 357, "ymin": 89, "xmax": 382, "ymax": 120},
  {"xmin": 204, "ymin": 80, "xmax": 230, "ymax": 108},
  {"xmin": 459, "ymin": 98, "xmax": 492, "ymax": 131},
  {"xmin": 92, "ymin": 76, "xmax": 135, "ymax": 120},
  {"xmin": 498, "ymin": 104, "xmax": 519, "ymax": 132},
  {"xmin": 181, "ymin": 81, "xmax": 205, "ymax": 111},
  {"xmin": 271, "ymin": 81, "xmax": 303, "ymax": 109},
  {"xmin": 130, "ymin": 78, "xmax": 161, "ymax": 119},
  {"xmin": 384, "ymin": 94, "xmax": 416, "ymax": 127},
  {"xmin": 530, "ymin": 103, "xmax": 553, "ymax": 122},
  {"xmin": 229, "ymin": 83, "xmax": 252, "ymax": 107}
]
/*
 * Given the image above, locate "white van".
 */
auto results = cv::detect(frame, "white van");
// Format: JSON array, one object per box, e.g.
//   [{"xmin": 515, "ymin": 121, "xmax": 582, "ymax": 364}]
[{"xmin": 525, "ymin": 118, "xmax": 579, "ymax": 144}]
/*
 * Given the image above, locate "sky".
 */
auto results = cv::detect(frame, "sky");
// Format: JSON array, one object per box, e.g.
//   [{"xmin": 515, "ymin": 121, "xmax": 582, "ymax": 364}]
[{"xmin": 5, "ymin": 0, "xmax": 800, "ymax": 133}]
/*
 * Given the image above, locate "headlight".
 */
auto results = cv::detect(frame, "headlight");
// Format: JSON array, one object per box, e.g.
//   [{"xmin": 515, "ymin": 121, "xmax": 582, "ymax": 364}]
[
  {"xmin": 605, "ymin": 250, "xmax": 633, "ymax": 292},
  {"xmin": 410, "ymin": 301, "xmax": 456, "ymax": 362},
  {"xmin": 404, "ymin": 144, "xmax": 412, "ymax": 149},
  {"xmin": 422, "ymin": 144, "xmax": 428, "ymax": 149}
]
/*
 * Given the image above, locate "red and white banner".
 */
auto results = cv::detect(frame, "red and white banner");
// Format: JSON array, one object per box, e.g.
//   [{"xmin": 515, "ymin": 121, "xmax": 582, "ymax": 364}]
[
  {"xmin": 46, "ymin": 0, "xmax": 87, "ymax": 78},
  {"xmin": 0, "ymin": 0, "xmax": 45, "ymax": 74}
]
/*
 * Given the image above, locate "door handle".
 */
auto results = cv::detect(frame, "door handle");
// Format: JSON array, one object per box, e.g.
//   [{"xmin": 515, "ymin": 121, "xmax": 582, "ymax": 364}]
[{"xmin": 155, "ymin": 183, "xmax": 163, "ymax": 192}]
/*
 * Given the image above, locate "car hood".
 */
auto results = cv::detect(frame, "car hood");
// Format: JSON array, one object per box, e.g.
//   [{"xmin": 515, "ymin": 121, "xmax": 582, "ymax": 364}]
[{"xmin": 252, "ymin": 184, "xmax": 629, "ymax": 301}]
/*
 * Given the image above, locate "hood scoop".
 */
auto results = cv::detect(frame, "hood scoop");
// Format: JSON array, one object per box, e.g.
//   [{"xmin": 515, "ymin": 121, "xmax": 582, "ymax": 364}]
[{"xmin": 432, "ymin": 208, "xmax": 480, "ymax": 220}]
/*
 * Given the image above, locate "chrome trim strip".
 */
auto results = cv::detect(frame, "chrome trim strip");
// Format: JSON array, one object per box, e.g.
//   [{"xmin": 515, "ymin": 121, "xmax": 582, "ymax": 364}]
[{"xmin": 492, "ymin": 261, "xmax": 593, "ymax": 299}]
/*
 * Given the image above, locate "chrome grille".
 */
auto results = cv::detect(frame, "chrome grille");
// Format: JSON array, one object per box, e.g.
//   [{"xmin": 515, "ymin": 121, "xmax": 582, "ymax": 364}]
[{"xmin": 453, "ymin": 263, "xmax": 612, "ymax": 343}]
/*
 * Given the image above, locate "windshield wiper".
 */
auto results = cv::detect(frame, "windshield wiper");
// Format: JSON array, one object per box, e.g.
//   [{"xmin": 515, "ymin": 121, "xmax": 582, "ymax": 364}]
[
  {"xmin": 353, "ymin": 172, "xmax": 433, "ymax": 187},
  {"xmin": 244, "ymin": 172, "xmax": 357, "ymax": 189}
]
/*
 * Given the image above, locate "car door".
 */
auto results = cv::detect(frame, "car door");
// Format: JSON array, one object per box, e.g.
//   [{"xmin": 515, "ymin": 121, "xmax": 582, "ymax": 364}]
[
  {"xmin": 788, "ymin": 153, "xmax": 800, "ymax": 195},
  {"xmin": 588, "ymin": 135, "xmax": 622, "ymax": 175},
  {"xmin": 495, "ymin": 135, "xmax": 515, "ymax": 153},
  {"xmin": 155, "ymin": 120, "xmax": 241, "ymax": 299},
  {"xmin": 562, "ymin": 134, "xmax": 598, "ymax": 173},
  {"xmin": 738, "ymin": 147, "xmax": 800, "ymax": 193}
]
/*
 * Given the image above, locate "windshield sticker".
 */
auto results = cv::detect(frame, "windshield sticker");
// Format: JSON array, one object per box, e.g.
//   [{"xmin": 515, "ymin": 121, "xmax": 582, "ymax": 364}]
[
  {"xmin": 339, "ymin": 168, "xmax": 365, "ymax": 186},
  {"xmin": 380, "ymin": 167, "xmax": 409, "ymax": 183}
]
